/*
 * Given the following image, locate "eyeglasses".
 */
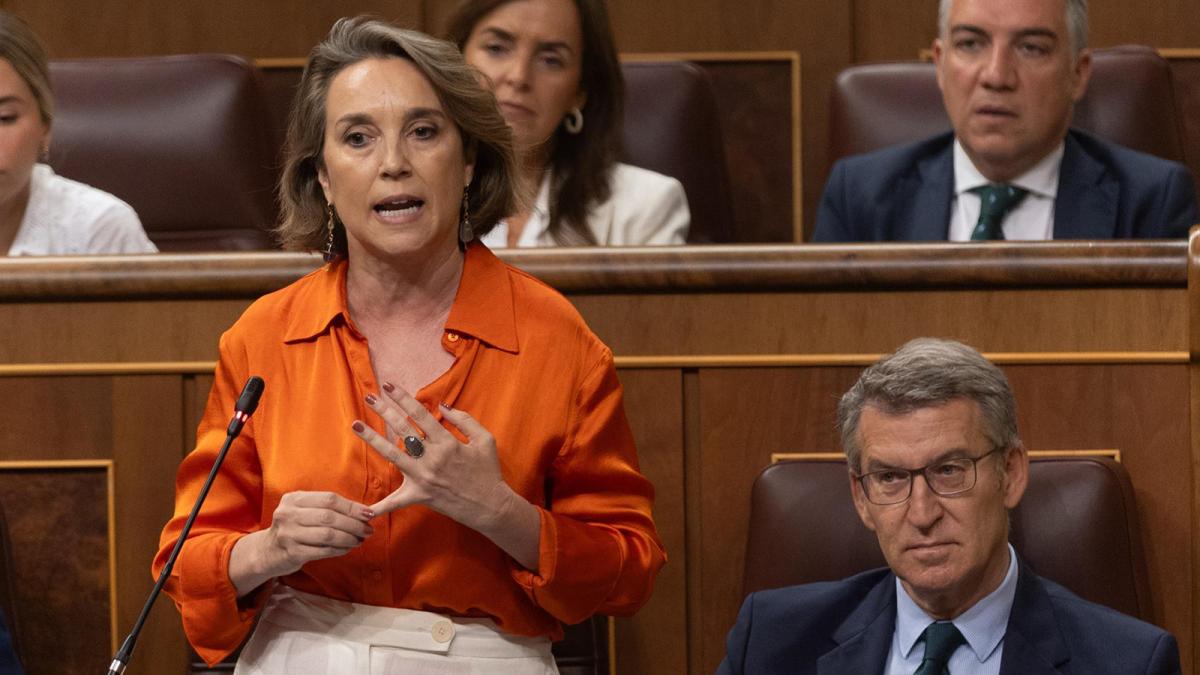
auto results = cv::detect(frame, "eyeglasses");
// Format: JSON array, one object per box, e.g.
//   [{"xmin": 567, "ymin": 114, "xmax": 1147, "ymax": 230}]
[{"xmin": 855, "ymin": 447, "xmax": 1005, "ymax": 505}]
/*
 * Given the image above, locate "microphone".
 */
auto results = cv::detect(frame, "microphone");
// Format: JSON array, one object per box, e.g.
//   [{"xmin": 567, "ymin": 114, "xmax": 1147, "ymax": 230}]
[
  {"xmin": 227, "ymin": 375, "xmax": 265, "ymax": 436},
  {"xmin": 107, "ymin": 376, "xmax": 265, "ymax": 675}
]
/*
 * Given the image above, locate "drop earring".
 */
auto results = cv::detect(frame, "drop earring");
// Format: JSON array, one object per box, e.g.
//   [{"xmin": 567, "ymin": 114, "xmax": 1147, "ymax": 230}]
[
  {"xmin": 458, "ymin": 189, "xmax": 474, "ymax": 250},
  {"xmin": 323, "ymin": 203, "xmax": 338, "ymax": 262}
]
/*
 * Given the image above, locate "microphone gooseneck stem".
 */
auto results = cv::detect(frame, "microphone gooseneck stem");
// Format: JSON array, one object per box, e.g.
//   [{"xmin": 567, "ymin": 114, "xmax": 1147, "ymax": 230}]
[{"xmin": 107, "ymin": 429, "xmax": 238, "ymax": 674}]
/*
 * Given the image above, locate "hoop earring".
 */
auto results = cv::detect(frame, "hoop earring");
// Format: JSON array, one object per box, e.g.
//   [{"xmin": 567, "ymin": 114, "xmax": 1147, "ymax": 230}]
[
  {"xmin": 564, "ymin": 107, "xmax": 584, "ymax": 134},
  {"xmin": 322, "ymin": 203, "xmax": 338, "ymax": 262},
  {"xmin": 458, "ymin": 189, "xmax": 474, "ymax": 250}
]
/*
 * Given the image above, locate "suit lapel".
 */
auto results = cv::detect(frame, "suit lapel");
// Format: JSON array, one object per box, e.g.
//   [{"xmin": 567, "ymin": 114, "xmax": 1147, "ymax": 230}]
[
  {"xmin": 895, "ymin": 142, "xmax": 954, "ymax": 240},
  {"xmin": 1053, "ymin": 131, "xmax": 1119, "ymax": 239},
  {"xmin": 817, "ymin": 574, "xmax": 896, "ymax": 675},
  {"xmin": 999, "ymin": 561, "xmax": 1070, "ymax": 675}
]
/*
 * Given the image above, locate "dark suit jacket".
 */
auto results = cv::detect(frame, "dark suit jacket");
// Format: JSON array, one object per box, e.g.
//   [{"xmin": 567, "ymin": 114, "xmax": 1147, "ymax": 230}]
[
  {"xmin": 813, "ymin": 129, "xmax": 1198, "ymax": 241},
  {"xmin": 717, "ymin": 560, "xmax": 1180, "ymax": 675}
]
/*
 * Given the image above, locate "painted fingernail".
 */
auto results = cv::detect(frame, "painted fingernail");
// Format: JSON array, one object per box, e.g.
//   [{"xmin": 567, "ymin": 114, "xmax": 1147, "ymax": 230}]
[
  {"xmin": 365, "ymin": 393, "xmax": 377, "ymax": 406},
  {"xmin": 352, "ymin": 421, "xmax": 365, "ymax": 433},
  {"xmin": 382, "ymin": 382, "xmax": 395, "ymax": 393},
  {"xmin": 361, "ymin": 508, "xmax": 375, "ymax": 519}
]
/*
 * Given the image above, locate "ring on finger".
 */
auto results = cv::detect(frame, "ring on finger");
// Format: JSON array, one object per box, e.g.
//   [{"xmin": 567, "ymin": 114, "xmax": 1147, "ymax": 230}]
[{"xmin": 403, "ymin": 435, "xmax": 425, "ymax": 459}]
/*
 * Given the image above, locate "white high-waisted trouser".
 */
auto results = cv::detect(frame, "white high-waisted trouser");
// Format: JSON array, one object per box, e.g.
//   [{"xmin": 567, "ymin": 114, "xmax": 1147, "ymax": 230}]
[{"xmin": 233, "ymin": 586, "xmax": 559, "ymax": 675}]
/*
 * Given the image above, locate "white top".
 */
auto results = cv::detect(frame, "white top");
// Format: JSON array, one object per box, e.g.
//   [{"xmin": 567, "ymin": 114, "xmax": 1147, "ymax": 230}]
[
  {"xmin": 948, "ymin": 141, "xmax": 1063, "ymax": 241},
  {"xmin": 481, "ymin": 162, "xmax": 690, "ymax": 247},
  {"xmin": 885, "ymin": 543, "xmax": 1019, "ymax": 675},
  {"xmin": 7, "ymin": 163, "xmax": 157, "ymax": 256}
]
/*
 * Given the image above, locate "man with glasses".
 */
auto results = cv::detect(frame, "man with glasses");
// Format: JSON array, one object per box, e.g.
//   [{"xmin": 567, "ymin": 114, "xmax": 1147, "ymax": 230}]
[{"xmin": 718, "ymin": 338, "xmax": 1179, "ymax": 674}]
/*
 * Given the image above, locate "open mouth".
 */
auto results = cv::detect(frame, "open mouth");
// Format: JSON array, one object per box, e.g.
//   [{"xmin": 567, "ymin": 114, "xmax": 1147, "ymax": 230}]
[{"xmin": 373, "ymin": 198, "xmax": 424, "ymax": 218}]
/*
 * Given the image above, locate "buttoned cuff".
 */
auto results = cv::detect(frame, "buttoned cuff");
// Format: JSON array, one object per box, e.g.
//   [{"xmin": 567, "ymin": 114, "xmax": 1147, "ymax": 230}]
[
  {"xmin": 175, "ymin": 532, "xmax": 270, "ymax": 666},
  {"xmin": 509, "ymin": 507, "xmax": 623, "ymax": 624}
]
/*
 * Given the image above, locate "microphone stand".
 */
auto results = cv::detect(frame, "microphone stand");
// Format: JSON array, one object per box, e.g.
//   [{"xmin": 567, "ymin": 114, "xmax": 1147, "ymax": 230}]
[{"xmin": 107, "ymin": 376, "xmax": 262, "ymax": 675}]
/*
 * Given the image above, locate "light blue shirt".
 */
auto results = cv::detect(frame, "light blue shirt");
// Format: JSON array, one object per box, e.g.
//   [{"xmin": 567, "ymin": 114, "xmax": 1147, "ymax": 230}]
[{"xmin": 884, "ymin": 544, "xmax": 1019, "ymax": 675}]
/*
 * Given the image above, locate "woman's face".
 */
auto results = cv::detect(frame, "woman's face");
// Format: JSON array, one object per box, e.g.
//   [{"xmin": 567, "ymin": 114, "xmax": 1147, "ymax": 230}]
[
  {"xmin": 0, "ymin": 58, "xmax": 47, "ymax": 210},
  {"xmin": 317, "ymin": 57, "xmax": 473, "ymax": 263},
  {"xmin": 462, "ymin": 0, "xmax": 586, "ymax": 159}
]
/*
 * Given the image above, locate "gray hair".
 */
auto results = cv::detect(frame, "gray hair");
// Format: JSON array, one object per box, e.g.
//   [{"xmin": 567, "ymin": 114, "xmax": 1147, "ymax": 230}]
[
  {"xmin": 277, "ymin": 16, "xmax": 519, "ymax": 253},
  {"xmin": 938, "ymin": 0, "xmax": 1088, "ymax": 55},
  {"xmin": 837, "ymin": 338, "xmax": 1020, "ymax": 473}
]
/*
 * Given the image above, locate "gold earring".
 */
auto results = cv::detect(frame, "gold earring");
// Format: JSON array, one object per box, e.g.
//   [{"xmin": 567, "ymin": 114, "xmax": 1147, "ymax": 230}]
[{"xmin": 322, "ymin": 203, "xmax": 338, "ymax": 262}]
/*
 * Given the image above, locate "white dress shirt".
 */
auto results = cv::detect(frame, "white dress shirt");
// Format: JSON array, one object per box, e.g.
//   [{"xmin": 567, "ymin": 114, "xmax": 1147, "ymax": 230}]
[
  {"xmin": 948, "ymin": 142, "xmax": 1064, "ymax": 241},
  {"xmin": 884, "ymin": 543, "xmax": 1019, "ymax": 675},
  {"xmin": 481, "ymin": 162, "xmax": 689, "ymax": 247}
]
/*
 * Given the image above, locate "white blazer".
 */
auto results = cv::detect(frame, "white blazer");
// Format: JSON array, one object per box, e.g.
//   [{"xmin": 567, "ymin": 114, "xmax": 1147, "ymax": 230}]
[{"xmin": 481, "ymin": 163, "xmax": 690, "ymax": 247}]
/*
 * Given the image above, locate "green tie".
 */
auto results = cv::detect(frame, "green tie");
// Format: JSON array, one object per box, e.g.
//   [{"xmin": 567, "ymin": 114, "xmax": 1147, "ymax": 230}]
[
  {"xmin": 914, "ymin": 621, "xmax": 965, "ymax": 675},
  {"xmin": 970, "ymin": 183, "xmax": 1028, "ymax": 240}
]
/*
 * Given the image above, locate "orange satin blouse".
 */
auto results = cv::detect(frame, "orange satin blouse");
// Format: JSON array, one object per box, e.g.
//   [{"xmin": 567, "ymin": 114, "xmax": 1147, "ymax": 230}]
[{"xmin": 154, "ymin": 243, "xmax": 666, "ymax": 665}]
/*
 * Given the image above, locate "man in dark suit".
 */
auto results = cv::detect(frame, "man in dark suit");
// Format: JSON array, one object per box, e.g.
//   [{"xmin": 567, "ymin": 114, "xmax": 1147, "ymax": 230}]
[
  {"xmin": 718, "ymin": 338, "xmax": 1180, "ymax": 675},
  {"xmin": 813, "ymin": 0, "xmax": 1197, "ymax": 242}
]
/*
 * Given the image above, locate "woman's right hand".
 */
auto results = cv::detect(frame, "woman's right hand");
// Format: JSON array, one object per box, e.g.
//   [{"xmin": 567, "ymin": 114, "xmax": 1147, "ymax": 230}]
[{"xmin": 229, "ymin": 491, "xmax": 375, "ymax": 597}]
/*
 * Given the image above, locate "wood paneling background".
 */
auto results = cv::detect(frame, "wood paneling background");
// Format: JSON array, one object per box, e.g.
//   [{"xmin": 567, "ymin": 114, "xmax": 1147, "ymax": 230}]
[{"xmin": 8, "ymin": 0, "xmax": 1196, "ymax": 237}]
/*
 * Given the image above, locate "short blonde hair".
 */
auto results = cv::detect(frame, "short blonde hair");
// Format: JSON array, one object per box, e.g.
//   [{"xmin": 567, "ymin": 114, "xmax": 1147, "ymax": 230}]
[
  {"xmin": 276, "ymin": 17, "xmax": 518, "ymax": 253},
  {"xmin": 0, "ymin": 11, "xmax": 53, "ymax": 126}
]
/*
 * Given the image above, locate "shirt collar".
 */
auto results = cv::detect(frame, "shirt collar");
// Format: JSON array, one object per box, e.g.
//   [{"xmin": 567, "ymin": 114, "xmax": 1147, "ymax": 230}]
[
  {"xmin": 282, "ymin": 242, "xmax": 519, "ymax": 353},
  {"xmin": 895, "ymin": 543, "xmax": 1020, "ymax": 663},
  {"xmin": 953, "ymin": 139, "xmax": 1064, "ymax": 199}
]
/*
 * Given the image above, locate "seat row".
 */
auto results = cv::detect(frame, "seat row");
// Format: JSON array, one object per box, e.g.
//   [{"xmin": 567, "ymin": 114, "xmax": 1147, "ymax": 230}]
[
  {"xmin": 45, "ymin": 55, "xmax": 732, "ymax": 252},
  {"xmin": 829, "ymin": 45, "xmax": 1200, "ymax": 203}
]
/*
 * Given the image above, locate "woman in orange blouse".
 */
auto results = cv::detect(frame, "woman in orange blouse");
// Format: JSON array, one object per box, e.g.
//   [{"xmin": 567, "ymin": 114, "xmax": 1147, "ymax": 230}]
[{"xmin": 154, "ymin": 17, "xmax": 664, "ymax": 674}]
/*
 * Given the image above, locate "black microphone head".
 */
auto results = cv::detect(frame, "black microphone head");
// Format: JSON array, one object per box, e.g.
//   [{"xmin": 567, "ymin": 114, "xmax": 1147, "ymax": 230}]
[{"xmin": 235, "ymin": 376, "xmax": 265, "ymax": 416}]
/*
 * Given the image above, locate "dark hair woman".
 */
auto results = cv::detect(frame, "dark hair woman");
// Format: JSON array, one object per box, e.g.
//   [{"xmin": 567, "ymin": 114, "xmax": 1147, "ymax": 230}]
[{"xmin": 447, "ymin": 0, "xmax": 690, "ymax": 246}]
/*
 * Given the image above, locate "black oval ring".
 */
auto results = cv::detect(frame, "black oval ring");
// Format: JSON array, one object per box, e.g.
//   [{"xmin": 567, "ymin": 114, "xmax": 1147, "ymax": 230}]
[{"xmin": 403, "ymin": 435, "xmax": 425, "ymax": 459}]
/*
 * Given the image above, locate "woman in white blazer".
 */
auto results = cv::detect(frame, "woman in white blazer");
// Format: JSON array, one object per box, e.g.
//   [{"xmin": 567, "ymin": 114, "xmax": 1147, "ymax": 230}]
[{"xmin": 448, "ymin": 0, "xmax": 690, "ymax": 247}]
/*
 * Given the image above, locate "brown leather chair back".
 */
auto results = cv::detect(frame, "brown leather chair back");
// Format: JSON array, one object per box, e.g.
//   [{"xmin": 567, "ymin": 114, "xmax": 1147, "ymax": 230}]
[
  {"xmin": 622, "ymin": 61, "xmax": 733, "ymax": 243},
  {"xmin": 48, "ymin": 55, "xmax": 278, "ymax": 251},
  {"xmin": 828, "ymin": 45, "xmax": 1184, "ymax": 168},
  {"xmin": 743, "ymin": 456, "xmax": 1152, "ymax": 621},
  {"xmin": 1168, "ymin": 58, "xmax": 1200, "ymax": 206}
]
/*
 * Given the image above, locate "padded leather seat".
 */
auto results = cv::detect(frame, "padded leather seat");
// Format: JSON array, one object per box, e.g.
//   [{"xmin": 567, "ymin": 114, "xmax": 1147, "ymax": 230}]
[
  {"xmin": 621, "ymin": 60, "xmax": 734, "ymax": 243},
  {"xmin": 828, "ymin": 45, "xmax": 1184, "ymax": 168},
  {"xmin": 743, "ymin": 456, "xmax": 1152, "ymax": 621},
  {"xmin": 48, "ymin": 55, "xmax": 278, "ymax": 251}
]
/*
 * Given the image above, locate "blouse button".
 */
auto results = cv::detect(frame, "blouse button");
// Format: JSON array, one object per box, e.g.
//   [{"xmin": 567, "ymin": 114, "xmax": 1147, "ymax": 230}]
[
  {"xmin": 446, "ymin": 333, "xmax": 460, "ymax": 343},
  {"xmin": 370, "ymin": 568, "xmax": 384, "ymax": 582},
  {"xmin": 431, "ymin": 619, "xmax": 455, "ymax": 643},
  {"xmin": 370, "ymin": 476, "xmax": 382, "ymax": 489}
]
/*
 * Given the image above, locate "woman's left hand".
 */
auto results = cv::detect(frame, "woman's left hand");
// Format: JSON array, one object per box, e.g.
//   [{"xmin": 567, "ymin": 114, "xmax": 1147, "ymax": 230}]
[{"xmin": 351, "ymin": 383, "xmax": 541, "ymax": 569}]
